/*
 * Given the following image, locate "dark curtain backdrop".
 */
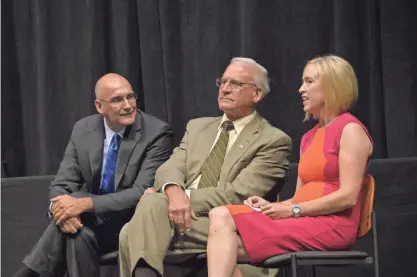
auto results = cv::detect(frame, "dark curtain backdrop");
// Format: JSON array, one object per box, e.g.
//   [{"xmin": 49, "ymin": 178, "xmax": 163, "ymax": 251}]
[{"xmin": 2, "ymin": 0, "xmax": 417, "ymax": 177}]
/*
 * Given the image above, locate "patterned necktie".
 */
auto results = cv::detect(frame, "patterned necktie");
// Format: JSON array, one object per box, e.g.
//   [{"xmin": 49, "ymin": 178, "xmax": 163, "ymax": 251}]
[
  {"xmin": 198, "ymin": 121, "xmax": 235, "ymax": 188},
  {"xmin": 100, "ymin": 134, "xmax": 121, "ymax": 194}
]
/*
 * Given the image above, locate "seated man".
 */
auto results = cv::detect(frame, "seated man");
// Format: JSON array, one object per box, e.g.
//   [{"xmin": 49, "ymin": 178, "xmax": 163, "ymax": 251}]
[
  {"xmin": 12, "ymin": 73, "xmax": 174, "ymax": 277},
  {"xmin": 119, "ymin": 58, "xmax": 292, "ymax": 277}
]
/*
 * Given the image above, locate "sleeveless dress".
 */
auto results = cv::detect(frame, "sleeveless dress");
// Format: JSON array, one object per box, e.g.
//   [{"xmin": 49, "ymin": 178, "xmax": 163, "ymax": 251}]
[{"xmin": 225, "ymin": 112, "xmax": 373, "ymax": 263}]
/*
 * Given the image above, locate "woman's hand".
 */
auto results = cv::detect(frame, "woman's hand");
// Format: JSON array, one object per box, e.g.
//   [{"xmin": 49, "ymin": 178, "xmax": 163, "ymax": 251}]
[
  {"xmin": 261, "ymin": 202, "xmax": 293, "ymax": 220},
  {"xmin": 243, "ymin": 196, "xmax": 270, "ymax": 208}
]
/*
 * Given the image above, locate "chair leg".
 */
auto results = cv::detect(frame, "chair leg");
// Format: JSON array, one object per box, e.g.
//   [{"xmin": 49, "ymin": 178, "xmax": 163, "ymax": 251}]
[
  {"xmin": 310, "ymin": 265, "xmax": 316, "ymax": 277},
  {"xmin": 372, "ymin": 211, "xmax": 380, "ymax": 277},
  {"xmin": 291, "ymin": 254, "xmax": 297, "ymax": 277}
]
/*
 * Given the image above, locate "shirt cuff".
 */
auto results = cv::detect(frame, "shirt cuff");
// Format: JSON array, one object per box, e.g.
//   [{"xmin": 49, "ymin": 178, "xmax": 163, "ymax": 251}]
[
  {"xmin": 161, "ymin": 182, "xmax": 181, "ymax": 193},
  {"xmin": 161, "ymin": 183, "xmax": 190, "ymax": 199},
  {"xmin": 48, "ymin": 202, "xmax": 53, "ymax": 218}
]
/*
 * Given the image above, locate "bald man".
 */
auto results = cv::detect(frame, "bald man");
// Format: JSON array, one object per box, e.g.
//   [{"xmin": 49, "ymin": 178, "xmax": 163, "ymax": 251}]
[{"xmin": 12, "ymin": 74, "xmax": 174, "ymax": 277}]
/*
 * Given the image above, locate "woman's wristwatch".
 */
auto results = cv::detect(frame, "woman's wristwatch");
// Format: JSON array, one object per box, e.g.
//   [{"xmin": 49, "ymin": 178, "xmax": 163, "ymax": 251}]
[{"xmin": 292, "ymin": 203, "xmax": 301, "ymax": 218}]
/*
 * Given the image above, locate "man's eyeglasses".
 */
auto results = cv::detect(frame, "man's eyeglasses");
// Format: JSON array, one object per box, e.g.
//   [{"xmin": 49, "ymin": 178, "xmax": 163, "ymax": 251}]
[
  {"xmin": 97, "ymin": 92, "xmax": 137, "ymax": 106},
  {"xmin": 216, "ymin": 78, "xmax": 257, "ymax": 91}
]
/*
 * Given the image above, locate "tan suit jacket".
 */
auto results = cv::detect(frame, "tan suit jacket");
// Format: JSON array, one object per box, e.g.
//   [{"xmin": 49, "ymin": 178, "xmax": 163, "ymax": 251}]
[{"xmin": 154, "ymin": 113, "xmax": 292, "ymax": 211}]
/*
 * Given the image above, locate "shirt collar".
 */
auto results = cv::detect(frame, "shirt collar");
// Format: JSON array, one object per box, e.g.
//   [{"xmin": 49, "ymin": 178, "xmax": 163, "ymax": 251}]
[
  {"xmin": 104, "ymin": 119, "xmax": 125, "ymax": 141},
  {"xmin": 219, "ymin": 111, "xmax": 257, "ymax": 135}
]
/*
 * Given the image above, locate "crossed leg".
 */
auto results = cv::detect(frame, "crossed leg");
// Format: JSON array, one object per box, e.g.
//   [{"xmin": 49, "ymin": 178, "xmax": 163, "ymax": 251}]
[{"xmin": 207, "ymin": 206, "xmax": 250, "ymax": 277}]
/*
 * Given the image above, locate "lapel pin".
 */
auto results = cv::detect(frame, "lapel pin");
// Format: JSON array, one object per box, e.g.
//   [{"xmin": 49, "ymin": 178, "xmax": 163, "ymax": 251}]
[{"xmin": 239, "ymin": 144, "xmax": 244, "ymax": 149}]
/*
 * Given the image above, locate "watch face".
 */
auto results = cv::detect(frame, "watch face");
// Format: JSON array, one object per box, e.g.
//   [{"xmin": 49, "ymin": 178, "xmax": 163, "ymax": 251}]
[{"xmin": 293, "ymin": 206, "xmax": 300, "ymax": 213}]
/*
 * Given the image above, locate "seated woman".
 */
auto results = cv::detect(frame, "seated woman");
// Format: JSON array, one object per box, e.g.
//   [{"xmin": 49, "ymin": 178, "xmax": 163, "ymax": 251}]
[{"xmin": 206, "ymin": 55, "xmax": 373, "ymax": 277}]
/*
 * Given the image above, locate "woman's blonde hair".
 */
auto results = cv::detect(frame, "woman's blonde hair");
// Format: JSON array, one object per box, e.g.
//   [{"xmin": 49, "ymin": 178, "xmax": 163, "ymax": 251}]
[{"xmin": 304, "ymin": 55, "xmax": 358, "ymax": 121}]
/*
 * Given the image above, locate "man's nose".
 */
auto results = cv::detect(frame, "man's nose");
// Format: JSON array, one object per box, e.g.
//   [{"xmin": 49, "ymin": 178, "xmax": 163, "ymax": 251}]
[{"xmin": 122, "ymin": 97, "xmax": 133, "ymax": 108}]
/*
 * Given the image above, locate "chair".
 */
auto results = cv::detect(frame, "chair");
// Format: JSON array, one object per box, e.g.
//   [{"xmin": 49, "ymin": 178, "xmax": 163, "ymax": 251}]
[
  {"xmin": 254, "ymin": 175, "xmax": 380, "ymax": 277},
  {"xmin": 100, "ymin": 250, "xmax": 119, "ymax": 266}
]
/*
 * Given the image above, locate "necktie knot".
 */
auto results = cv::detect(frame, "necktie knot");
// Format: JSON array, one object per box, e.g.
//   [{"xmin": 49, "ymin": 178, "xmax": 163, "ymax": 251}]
[{"xmin": 222, "ymin": 121, "xmax": 234, "ymax": 132}]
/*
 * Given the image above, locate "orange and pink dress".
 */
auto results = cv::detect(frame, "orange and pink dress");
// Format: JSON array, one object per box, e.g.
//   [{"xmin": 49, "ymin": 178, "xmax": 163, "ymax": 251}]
[{"xmin": 225, "ymin": 112, "xmax": 373, "ymax": 263}]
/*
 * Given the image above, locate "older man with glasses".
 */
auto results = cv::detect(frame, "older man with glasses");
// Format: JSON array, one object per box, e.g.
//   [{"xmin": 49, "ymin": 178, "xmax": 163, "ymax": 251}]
[
  {"xmin": 12, "ymin": 73, "xmax": 174, "ymax": 277},
  {"xmin": 119, "ymin": 58, "xmax": 292, "ymax": 277}
]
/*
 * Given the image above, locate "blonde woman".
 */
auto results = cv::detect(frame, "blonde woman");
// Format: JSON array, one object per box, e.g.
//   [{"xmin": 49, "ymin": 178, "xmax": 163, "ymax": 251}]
[{"xmin": 206, "ymin": 55, "xmax": 373, "ymax": 277}]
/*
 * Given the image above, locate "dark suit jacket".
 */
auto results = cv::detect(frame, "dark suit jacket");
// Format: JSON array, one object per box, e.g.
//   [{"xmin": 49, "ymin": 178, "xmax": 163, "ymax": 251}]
[{"xmin": 49, "ymin": 110, "xmax": 174, "ymax": 225}]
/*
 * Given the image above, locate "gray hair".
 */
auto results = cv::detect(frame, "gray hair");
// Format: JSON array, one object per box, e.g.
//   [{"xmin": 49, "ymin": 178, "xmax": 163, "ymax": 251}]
[{"xmin": 230, "ymin": 57, "xmax": 270, "ymax": 98}]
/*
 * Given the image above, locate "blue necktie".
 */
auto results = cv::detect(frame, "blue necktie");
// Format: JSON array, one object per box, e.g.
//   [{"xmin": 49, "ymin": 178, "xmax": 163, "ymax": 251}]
[{"xmin": 100, "ymin": 134, "xmax": 121, "ymax": 194}]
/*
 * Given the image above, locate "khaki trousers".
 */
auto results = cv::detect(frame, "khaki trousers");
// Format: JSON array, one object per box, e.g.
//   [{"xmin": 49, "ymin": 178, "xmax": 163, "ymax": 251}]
[{"xmin": 119, "ymin": 193, "xmax": 278, "ymax": 277}]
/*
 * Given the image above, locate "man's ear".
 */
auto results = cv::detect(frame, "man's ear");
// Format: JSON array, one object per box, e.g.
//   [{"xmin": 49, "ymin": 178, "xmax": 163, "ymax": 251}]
[
  {"xmin": 94, "ymin": 100, "xmax": 103, "ymax": 114},
  {"xmin": 253, "ymin": 88, "xmax": 263, "ymax": 103}
]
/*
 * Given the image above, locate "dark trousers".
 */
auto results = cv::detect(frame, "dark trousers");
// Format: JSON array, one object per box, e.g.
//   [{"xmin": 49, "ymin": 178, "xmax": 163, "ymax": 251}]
[{"xmin": 23, "ymin": 216, "xmax": 120, "ymax": 277}]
